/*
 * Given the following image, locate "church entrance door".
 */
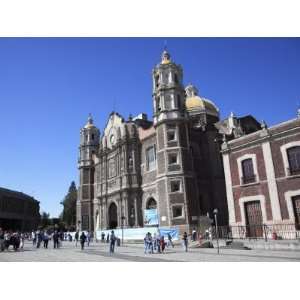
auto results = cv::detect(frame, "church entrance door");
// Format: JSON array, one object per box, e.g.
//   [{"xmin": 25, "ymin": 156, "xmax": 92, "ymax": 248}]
[{"xmin": 108, "ymin": 202, "xmax": 118, "ymax": 229}]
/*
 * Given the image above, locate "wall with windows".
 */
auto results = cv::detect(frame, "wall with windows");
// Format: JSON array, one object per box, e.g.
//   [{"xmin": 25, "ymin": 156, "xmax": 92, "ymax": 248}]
[{"xmin": 223, "ymin": 117, "xmax": 300, "ymax": 227}]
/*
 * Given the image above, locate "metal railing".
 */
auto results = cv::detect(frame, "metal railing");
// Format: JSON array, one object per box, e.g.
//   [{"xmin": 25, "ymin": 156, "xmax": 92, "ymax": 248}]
[{"xmin": 208, "ymin": 224, "xmax": 300, "ymax": 240}]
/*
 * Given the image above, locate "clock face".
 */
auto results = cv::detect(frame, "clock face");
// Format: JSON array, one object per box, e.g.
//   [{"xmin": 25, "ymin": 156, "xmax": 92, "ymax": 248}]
[{"xmin": 110, "ymin": 134, "xmax": 115, "ymax": 145}]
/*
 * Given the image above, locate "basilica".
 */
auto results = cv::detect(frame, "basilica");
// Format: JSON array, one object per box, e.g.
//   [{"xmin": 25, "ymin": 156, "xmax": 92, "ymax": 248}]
[{"xmin": 76, "ymin": 49, "xmax": 232, "ymax": 233}]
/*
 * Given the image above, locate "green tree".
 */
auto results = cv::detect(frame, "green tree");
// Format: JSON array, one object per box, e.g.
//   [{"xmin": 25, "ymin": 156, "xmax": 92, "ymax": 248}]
[{"xmin": 60, "ymin": 181, "xmax": 77, "ymax": 227}]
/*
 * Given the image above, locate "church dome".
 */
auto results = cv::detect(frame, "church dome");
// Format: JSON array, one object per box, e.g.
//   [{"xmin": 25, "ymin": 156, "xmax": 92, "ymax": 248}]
[
  {"xmin": 84, "ymin": 114, "xmax": 96, "ymax": 129},
  {"xmin": 185, "ymin": 84, "xmax": 219, "ymax": 117}
]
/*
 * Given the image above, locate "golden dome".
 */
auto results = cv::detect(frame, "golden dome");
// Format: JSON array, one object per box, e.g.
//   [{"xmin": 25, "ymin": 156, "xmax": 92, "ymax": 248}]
[
  {"xmin": 84, "ymin": 114, "xmax": 95, "ymax": 129},
  {"xmin": 185, "ymin": 96, "xmax": 219, "ymax": 115},
  {"xmin": 161, "ymin": 59, "xmax": 171, "ymax": 65},
  {"xmin": 84, "ymin": 123, "xmax": 95, "ymax": 129}
]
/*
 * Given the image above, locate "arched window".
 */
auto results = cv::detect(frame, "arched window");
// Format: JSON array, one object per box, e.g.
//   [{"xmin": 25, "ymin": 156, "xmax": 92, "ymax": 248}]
[
  {"xmin": 287, "ymin": 146, "xmax": 300, "ymax": 175},
  {"xmin": 241, "ymin": 158, "xmax": 255, "ymax": 184},
  {"xmin": 146, "ymin": 198, "xmax": 157, "ymax": 209}
]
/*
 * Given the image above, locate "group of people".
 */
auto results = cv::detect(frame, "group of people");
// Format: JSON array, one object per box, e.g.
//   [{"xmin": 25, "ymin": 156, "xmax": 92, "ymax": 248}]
[
  {"xmin": 143, "ymin": 232, "xmax": 174, "ymax": 254},
  {"xmin": 1, "ymin": 226, "xmax": 206, "ymax": 255},
  {"xmin": 0, "ymin": 228, "xmax": 25, "ymax": 251},
  {"xmin": 74, "ymin": 230, "xmax": 93, "ymax": 250}
]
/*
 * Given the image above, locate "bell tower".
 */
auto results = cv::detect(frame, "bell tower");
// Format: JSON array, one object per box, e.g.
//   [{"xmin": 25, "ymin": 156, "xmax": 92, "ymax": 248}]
[
  {"xmin": 152, "ymin": 50, "xmax": 199, "ymax": 233},
  {"xmin": 152, "ymin": 49, "xmax": 186, "ymax": 125},
  {"xmin": 78, "ymin": 114, "xmax": 100, "ymax": 231}
]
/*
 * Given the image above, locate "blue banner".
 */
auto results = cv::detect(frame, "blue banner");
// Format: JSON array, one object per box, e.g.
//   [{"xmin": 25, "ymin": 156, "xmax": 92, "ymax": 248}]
[
  {"xmin": 144, "ymin": 209, "xmax": 159, "ymax": 226},
  {"xmin": 158, "ymin": 228, "xmax": 179, "ymax": 241}
]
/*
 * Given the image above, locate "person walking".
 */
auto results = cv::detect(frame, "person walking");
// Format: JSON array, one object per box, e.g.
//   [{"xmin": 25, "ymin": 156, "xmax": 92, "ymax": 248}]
[
  {"xmin": 106, "ymin": 233, "xmax": 110, "ymax": 243},
  {"xmin": 53, "ymin": 231, "xmax": 59, "ymax": 249},
  {"xmin": 192, "ymin": 228, "xmax": 197, "ymax": 242},
  {"xmin": 75, "ymin": 231, "xmax": 79, "ymax": 247},
  {"xmin": 32, "ymin": 230, "xmax": 36, "ymax": 246},
  {"xmin": 160, "ymin": 236, "xmax": 166, "ymax": 253},
  {"xmin": 156, "ymin": 234, "xmax": 161, "ymax": 253},
  {"xmin": 109, "ymin": 230, "xmax": 116, "ymax": 254},
  {"xmin": 36, "ymin": 230, "xmax": 42, "ymax": 248},
  {"xmin": 182, "ymin": 232, "xmax": 188, "ymax": 252},
  {"xmin": 101, "ymin": 232, "xmax": 105, "ymax": 243},
  {"xmin": 80, "ymin": 231, "xmax": 86, "ymax": 250},
  {"xmin": 148, "ymin": 233, "xmax": 153, "ymax": 254},
  {"xmin": 167, "ymin": 233, "xmax": 174, "ymax": 248},
  {"xmin": 19, "ymin": 233, "xmax": 24, "ymax": 250},
  {"xmin": 87, "ymin": 231, "xmax": 91, "ymax": 247},
  {"xmin": 0, "ymin": 228, "xmax": 5, "ymax": 252},
  {"xmin": 43, "ymin": 231, "xmax": 49, "ymax": 249}
]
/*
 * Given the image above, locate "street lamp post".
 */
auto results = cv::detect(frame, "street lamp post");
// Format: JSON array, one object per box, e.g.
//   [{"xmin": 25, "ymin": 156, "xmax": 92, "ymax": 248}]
[
  {"xmin": 213, "ymin": 208, "xmax": 220, "ymax": 254},
  {"xmin": 121, "ymin": 216, "xmax": 125, "ymax": 245}
]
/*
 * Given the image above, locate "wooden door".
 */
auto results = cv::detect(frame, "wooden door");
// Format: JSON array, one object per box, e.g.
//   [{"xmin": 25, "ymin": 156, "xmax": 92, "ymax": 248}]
[
  {"xmin": 292, "ymin": 196, "xmax": 300, "ymax": 230},
  {"xmin": 245, "ymin": 201, "xmax": 263, "ymax": 237}
]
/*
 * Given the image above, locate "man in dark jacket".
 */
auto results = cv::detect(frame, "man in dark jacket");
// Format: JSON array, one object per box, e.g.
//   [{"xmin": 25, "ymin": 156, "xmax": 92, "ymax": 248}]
[
  {"xmin": 53, "ymin": 231, "xmax": 59, "ymax": 249},
  {"xmin": 109, "ymin": 231, "xmax": 116, "ymax": 254},
  {"xmin": 80, "ymin": 232, "xmax": 86, "ymax": 250}
]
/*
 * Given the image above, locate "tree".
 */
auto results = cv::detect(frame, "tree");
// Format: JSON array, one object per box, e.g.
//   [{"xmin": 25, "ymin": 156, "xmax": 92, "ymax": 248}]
[{"xmin": 60, "ymin": 181, "xmax": 77, "ymax": 227}]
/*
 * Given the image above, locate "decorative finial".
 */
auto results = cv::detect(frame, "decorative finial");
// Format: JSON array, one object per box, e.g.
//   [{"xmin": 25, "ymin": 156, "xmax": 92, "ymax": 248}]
[
  {"xmin": 185, "ymin": 84, "xmax": 198, "ymax": 98},
  {"xmin": 261, "ymin": 120, "xmax": 267, "ymax": 130},
  {"xmin": 230, "ymin": 111, "xmax": 235, "ymax": 118},
  {"xmin": 128, "ymin": 113, "xmax": 133, "ymax": 121},
  {"xmin": 87, "ymin": 113, "xmax": 93, "ymax": 124},
  {"xmin": 164, "ymin": 40, "xmax": 167, "ymax": 51}
]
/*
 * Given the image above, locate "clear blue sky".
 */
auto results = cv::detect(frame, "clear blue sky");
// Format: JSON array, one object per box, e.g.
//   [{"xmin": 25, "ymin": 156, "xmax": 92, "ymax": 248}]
[{"xmin": 0, "ymin": 38, "xmax": 299, "ymax": 217}]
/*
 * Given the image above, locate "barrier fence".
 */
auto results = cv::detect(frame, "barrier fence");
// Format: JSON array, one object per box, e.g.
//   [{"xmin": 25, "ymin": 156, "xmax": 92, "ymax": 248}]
[{"xmin": 209, "ymin": 224, "xmax": 300, "ymax": 240}]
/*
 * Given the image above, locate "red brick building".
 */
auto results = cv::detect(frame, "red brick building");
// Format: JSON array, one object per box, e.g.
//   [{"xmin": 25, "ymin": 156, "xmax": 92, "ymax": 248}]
[{"xmin": 220, "ymin": 113, "xmax": 300, "ymax": 238}]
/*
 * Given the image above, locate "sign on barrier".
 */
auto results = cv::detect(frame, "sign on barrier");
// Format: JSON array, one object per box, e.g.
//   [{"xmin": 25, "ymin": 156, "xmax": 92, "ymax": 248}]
[{"xmin": 96, "ymin": 227, "xmax": 179, "ymax": 241}]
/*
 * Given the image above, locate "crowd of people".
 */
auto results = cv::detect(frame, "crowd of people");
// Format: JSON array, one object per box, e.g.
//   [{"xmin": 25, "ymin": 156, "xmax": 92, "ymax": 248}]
[
  {"xmin": 1, "ymin": 226, "xmax": 209, "ymax": 254},
  {"xmin": 0, "ymin": 227, "xmax": 95, "ymax": 252}
]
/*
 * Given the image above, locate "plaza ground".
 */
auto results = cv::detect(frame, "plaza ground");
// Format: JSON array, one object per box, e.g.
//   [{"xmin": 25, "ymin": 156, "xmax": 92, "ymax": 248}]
[{"xmin": 1, "ymin": 240, "xmax": 300, "ymax": 262}]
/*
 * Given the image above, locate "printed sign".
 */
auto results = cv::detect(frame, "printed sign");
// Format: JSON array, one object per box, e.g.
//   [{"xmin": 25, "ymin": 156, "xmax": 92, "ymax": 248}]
[{"xmin": 144, "ymin": 209, "xmax": 159, "ymax": 226}]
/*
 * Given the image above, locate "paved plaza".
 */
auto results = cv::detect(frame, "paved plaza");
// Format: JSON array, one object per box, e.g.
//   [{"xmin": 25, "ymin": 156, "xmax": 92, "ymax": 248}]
[{"xmin": 1, "ymin": 240, "xmax": 300, "ymax": 262}]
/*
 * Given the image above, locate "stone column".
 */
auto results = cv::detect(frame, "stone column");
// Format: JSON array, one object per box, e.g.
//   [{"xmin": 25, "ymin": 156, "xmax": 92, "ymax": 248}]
[
  {"xmin": 103, "ymin": 198, "xmax": 107, "ymax": 229},
  {"xmin": 134, "ymin": 197, "xmax": 138, "ymax": 227},
  {"xmin": 222, "ymin": 152, "xmax": 236, "ymax": 225},
  {"xmin": 123, "ymin": 196, "xmax": 129, "ymax": 226},
  {"xmin": 117, "ymin": 198, "xmax": 122, "ymax": 228},
  {"xmin": 262, "ymin": 141, "xmax": 282, "ymax": 221}
]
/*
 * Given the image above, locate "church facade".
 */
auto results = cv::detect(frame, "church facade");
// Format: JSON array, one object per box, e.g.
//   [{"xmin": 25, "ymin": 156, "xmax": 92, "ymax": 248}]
[{"xmin": 77, "ymin": 50, "xmax": 229, "ymax": 233}]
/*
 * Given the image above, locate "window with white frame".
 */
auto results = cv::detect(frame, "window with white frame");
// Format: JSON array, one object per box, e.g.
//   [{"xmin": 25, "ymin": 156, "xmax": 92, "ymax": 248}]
[
  {"xmin": 172, "ymin": 205, "xmax": 183, "ymax": 218},
  {"xmin": 168, "ymin": 152, "xmax": 178, "ymax": 165},
  {"xmin": 241, "ymin": 158, "xmax": 256, "ymax": 184},
  {"xmin": 167, "ymin": 125, "xmax": 177, "ymax": 142},
  {"xmin": 146, "ymin": 146, "xmax": 156, "ymax": 171},
  {"xmin": 287, "ymin": 146, "xmax": 300, "ymax": 175},
  {"xmin": 237, "ymin": 154, "xmax": 258, "ymax": 185},
  {"xmin": 170, "ymin": 180, "xmax": 181, "ymax": 192}
]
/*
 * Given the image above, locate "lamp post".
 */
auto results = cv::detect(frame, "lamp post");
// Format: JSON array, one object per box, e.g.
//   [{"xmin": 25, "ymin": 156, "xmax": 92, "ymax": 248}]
[
  {"xmin": 213, "ymin": 208, "xmax": 220, "ymax": 254},
  {"xmin": 121, "ymin": 216, "xmax": 125, "ymax": 245}
]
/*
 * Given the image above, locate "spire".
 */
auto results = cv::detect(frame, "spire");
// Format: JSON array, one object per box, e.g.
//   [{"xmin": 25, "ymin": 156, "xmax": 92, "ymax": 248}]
[
  {"xmin": 84, "ymin": 113, "xmax": 95, "ymax": 129},
  {"xmin": 161, "ymin": 46, "xmax": 171, "ymax": 64}
]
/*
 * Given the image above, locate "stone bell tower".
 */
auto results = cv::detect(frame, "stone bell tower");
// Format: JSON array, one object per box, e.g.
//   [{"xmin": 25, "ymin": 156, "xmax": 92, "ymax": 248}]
[
  {"xmin": 77, "ymin": 114, "xmax": 100, "ymax": 231},
  {"xmin": 152, "ymin": 49, "xmax": 199, "ymax": 233}
]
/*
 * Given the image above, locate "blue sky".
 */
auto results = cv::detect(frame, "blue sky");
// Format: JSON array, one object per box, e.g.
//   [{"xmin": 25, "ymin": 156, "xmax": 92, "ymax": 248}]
[{"xmin": 0, "ymin": 37, "xmax": 299, "ymax": 217}]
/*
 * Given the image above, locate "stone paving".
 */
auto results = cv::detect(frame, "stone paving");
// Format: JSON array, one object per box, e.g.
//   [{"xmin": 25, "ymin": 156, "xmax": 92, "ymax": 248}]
[{"xmin": 1, "ymin": 240, "xmax": 300, "ymax": 262}]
